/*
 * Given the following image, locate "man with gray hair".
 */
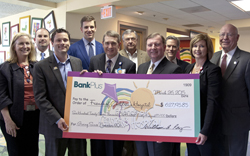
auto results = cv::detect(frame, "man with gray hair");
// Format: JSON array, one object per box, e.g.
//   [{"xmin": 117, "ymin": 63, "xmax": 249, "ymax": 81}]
[
  {"xmin": 165, "ymin": 35, "xmax": 189, "ymax": 71},
  {"xmin": 119, "ymin": 29, "xmax": 150, "ymax": 70}
]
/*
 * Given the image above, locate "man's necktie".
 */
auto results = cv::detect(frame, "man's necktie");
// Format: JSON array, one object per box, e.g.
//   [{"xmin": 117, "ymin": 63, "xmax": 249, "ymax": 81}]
[
  {"xmin": 147, "ymin": 64, "xmax": 155, "ymax": 74},
  {"xmin": 106, "ymin": 60, "xmax": 112, "ymax": 73},
  {"xmin": 221, "ymin": 54, "xmax": 227, "ymax": 76},
  {"xmin": 41, "ymin": 53, "xmax": 45, "ymax": 60},
  {"xmin": 88, "ymin": 42, "xmax": 94, "ymax": 60}
]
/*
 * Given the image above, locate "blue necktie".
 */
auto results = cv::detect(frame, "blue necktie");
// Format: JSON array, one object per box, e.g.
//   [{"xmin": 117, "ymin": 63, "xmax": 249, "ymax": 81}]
[
  {"xmin": 106, "ymin": 60, "xmax": 112, "ymax": 73},
  {"xmin": 88, "ymin": 42, "xmax": 94, "ymax": 60},
  {"xmin": 41, "ymin": 53, "xmax": 45, "ymax": 60}
]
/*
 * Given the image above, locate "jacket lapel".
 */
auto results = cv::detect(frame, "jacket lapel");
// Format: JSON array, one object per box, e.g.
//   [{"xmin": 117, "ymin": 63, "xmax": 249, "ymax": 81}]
[
  {"xmin": 99, "ymin": 53, "xmax": 106, "ymax": 73},
  {"xmin": 112, "ymin": 54, "xmax": 122, "ymax": 73},
  {"xmin": 49, "ymin": 55, "xmax": 66, "ymax": 94},
  {"xmin": 79, "ymin": 40, "xmax": 90, "ymax": 65},
  {"xmin": 223, "ymin": 48, "xmax": 240, "ymax": 80},
  {"xmin": 153, "ymin": 57, "xmax": 168, "ymax": 74}
]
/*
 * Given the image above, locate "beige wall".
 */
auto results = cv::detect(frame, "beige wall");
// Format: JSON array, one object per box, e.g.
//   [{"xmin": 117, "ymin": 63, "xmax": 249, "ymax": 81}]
[
  {"xmin": 66, "ymin": 12, "xmax": 187, "ymax": 43},
  {"xmin": 0, "ymin": 1, "xmax": 67, "ymax": 56}
]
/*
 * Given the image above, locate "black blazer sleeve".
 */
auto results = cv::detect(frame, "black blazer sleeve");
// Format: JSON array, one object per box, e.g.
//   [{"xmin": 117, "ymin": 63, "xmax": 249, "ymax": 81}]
[{"xmin": 200, "ymin": 63, "xmax": 222, "ymax": 136}]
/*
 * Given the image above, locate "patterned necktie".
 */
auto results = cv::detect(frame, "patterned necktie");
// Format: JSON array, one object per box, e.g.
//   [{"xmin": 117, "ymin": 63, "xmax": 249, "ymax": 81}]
[
  {"xmin": 106, "ymin": 60, "xmax": 112, "ymax": 73},
  {"xmin": 88, "ymin": 42, "xmax": 94, "ymax": 60},
  {"xmin": 147, "ymin": 64, "xmax": 155, "ymax": 74},
  {"xmin": 41, "ymin": 53, "xmax": 45, "ymax": 60},
  {"xmin": 221, "ymin": 54, "xmax": 227, "ymax": 76}
]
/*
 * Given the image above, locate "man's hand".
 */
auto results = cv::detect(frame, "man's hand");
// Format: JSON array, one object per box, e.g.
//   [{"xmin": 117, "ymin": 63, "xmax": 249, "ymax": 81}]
[
  {"xmin": 94, "ymin": 70, "xmax": 103, "ymax": 75},
  {"xmin": 80, "ymin": 70, "xmax": 88, "ymax": 75},
  {"xmin": 57, "ymin": 118, "xmax": 68, "ymax": 131},
  {"xmin": 196, "ymin": 133, "xmax": 207, "ymax": 145}
]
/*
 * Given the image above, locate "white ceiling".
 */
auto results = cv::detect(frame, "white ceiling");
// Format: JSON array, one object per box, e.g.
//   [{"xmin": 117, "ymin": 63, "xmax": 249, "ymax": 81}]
[{"xmin": 0, "ymin": 0, "xmax": 249, "ymax": 36}]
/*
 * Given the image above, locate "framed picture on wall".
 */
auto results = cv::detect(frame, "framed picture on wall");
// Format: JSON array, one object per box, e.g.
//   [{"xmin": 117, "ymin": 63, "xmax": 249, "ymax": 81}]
[
  {"xmin": 11, "ymin": 24, "xmax": 19, "ymax": 41},
  {"xmin": 0, "ymin": 51, "xmax": 6, "ymax": 64},
  {"xmin": 30, "ymin": 18, "xmax": 43, "ymax": 38},
  {"xmin": 44, "ymin": 10, "xmax": 57, "ymax": 34},
  {"xmin": 2, "ymin": 22, "xmax": 10, "ymax": 47},
  {"xmin": 19, "ymin": 15, "xmax": 31, "ymax": 34}
]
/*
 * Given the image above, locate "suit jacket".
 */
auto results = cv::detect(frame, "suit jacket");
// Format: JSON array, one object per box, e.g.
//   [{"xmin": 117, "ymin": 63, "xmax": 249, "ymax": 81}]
[
  {"xmin": 33, "ymin": 55, "xmax": 83, "ymax": 138},
  {"xmin": 68, "ymin": 39, "xmax": 104, "ymax": 70},
  {"xmin": 185, "ymin": 60, "xmax": 221, "ymax": 136},
  {"xmin": 177, "ymin": 58, "xmax": 189, "ymax": 71},
  {"xmin": 137, "ymin": 57, "xmax": 182, "ymax": 74},
  {"xmin": 119, "ymin": 49, "xmax": 150, "ymax": 69},
  {"xmin": 0, "ymin": 61, "xmax": 36, "ymax": 126},
  {"xmin": 89, "ymin": 53, "xmax": 136, "ymax": 74},
  {"xmin": 210, "ymin": 47, "xmax": 250, "ymax": 135}
]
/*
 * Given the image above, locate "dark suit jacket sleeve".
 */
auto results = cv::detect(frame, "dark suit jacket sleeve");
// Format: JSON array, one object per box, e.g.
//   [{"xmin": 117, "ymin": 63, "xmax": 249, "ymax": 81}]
[
  {"xmin": 200, "ymin": 65, "xmax": 221, "ymax": 136},
  {"xmin": 0, "ymin": 62, "xmax": 12, "ymax": 110},
  {"xmin": 245, "ymin": 59, "xmax": 250, "ymax": 108},
  {"xmin": 126, "ymin": 63, "xmax": 136, "ymax": 74},
  {"xmin": 33, "ymin": 62, "xmax": 62, "ymax": 125}
]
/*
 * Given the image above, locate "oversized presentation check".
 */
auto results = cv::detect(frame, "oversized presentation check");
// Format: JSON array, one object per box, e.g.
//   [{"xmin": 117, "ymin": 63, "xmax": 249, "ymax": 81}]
[{"xmin": 63, "ymin": 72, "xmax": 200, "ymax": 143}]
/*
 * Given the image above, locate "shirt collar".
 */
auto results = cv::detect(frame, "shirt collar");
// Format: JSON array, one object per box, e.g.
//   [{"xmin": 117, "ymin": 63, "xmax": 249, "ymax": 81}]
[
  {"xmin": 125, "ymin": 50, "xmax": 137, "ymax": 57},
  {"xmin": 149, "ymin": 56, "xmax": 165, "ymax": 70},
  {"xmin": 82, "ymin": 37, "xmax": 95, "ymax": 46},
  {"xmin": 53, "ymin": 53, "xmax": 70, "ymax": 64},
  {"xmin": 105, "ymin": 53, "xmax": 119, "ymax": 63},
  {"xmin": 221, "ymin": 46, "xmax": 237, "ymax": 58},
  {"xmin": 36, "ymin": 48, "xmax": 49, "ymax": 56}
]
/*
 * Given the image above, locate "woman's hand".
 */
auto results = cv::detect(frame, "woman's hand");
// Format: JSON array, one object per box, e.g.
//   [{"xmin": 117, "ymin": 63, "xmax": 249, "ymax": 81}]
[
  {"xmin": 5, "ymin": 119, "xmax": 20, "ymax": 137},
  {"xmin": 196, "ymin": 133, "xmax": 207, "ymax": 145},
  {"xmin": 1, "ymin": 107, "xmax": 20, "ymax": 137}
]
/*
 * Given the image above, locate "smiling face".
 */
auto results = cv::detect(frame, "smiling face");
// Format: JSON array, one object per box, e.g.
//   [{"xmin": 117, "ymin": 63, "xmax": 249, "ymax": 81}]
[
  {"xmin": 219, "ymin": 24, "xmax": 239, "ymax": 53},
  {"xmin": 52, "ymin": 32, "xmax": 70, "ymax": 55},
  {"xmin": 81, "ymin": 20, "xmax": 96, "ymax": 42},
  {"xmin": 14, "ymin": 36, "xmax": 31, "ymax": 59},
  {"xmin": 35, "ymin": 29, "xmax": 50, "ymax": 52},
  {"xmin": 192, "ymin": 40, "xmax": 207, "ymax": 60},
  {"xmin": 146, "ymin": 35, "xmax": 166, "ymax": 63},
  {"xmin": 103, "ymin": 36, "xmax": 120, "ymax": 59},
  {"xmin": 165, "ymin": 39, "xmax": 179, "ymax": 61}
]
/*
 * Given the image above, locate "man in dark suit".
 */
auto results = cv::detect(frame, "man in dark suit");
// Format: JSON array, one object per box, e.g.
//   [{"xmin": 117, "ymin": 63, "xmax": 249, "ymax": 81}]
[
  {"xmin": 136, "ymin": 32, "xmax": 182, "ymax": 156},
  {"xmin": 165, "ymin": 35, "xmax": 189, "ymax": 156},
  {"xmin": 89, "ymin": 30, "xmax": 136, "ymax": 156},
  {"xmin": 34, "ymin": 28, "xmax": 53, "ymax": 61},
  {"xmin": 33, "ymin": 29, "xmax": 86, "ymax": 156},
  {"xmin": 119, "ymin": 29, "xmax": 150, "ymax": 72},
  {"xmin": 68, "ymin": 15, "xmax": 104, "ymax": 69},
  {"xmin": 210, "ymin": 24, "xmax": 250, "ymax": 156},
  {"xmin": 165, "ymin": 35, "xmax": 189, "ymax": 71}
]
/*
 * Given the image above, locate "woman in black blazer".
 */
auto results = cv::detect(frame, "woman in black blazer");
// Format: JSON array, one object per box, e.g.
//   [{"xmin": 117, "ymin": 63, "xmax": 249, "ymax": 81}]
[
  {"xmin": 185, "ymin": 34, "xmax": 222, "ymax": 156},
  {"xmin": 0, "ymin": 33, "xmax": 39, "ymax": 156}
]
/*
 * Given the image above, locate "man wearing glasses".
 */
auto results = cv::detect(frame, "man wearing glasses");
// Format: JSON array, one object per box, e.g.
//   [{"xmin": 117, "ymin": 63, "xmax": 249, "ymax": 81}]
[{"xmin": 119, "ymin": 29, "xmax": 150, "ymax": 71}]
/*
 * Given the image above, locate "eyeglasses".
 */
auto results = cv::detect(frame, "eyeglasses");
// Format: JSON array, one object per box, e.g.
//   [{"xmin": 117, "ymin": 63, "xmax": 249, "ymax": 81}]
[
  {"xmin": 124, "ymin": 37, "xmax": 136, "ymax": 42},
  {"xmin": 219, "ymin": 33, "xmax": 236, "ymax": 38}
]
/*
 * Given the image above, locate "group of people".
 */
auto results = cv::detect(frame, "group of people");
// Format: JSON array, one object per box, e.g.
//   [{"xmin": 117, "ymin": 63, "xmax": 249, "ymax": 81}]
[{"xmin": 0, "ymin": 15, "xmax": 249, "ymax": 156}]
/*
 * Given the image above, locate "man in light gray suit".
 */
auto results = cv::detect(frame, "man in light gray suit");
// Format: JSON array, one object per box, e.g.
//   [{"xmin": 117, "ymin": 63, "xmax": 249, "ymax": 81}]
[
  {"xmin": 33, "ymin": 29, "xmax": 86, "ymax": 156},
  {"xmin": 34, "ymin": 28, "xmax": 53, "ymax": 61},
  {"xmin": 119, "ymin": 29, "xmax": 150, "ymax": 71},
  {"xmin": 210, "ymin": 24, "xmax": 250, "ymax": 156}
]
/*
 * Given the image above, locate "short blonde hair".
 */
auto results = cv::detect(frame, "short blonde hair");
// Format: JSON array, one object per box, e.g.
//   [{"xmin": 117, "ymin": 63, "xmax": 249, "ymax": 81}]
[
  {"xmin": 8, "ymin": 33, "xmax": 36, "ymax": 63},
  {"xmin": 190, "ymin": 34, "xmax": 214, "ymax": 60}
]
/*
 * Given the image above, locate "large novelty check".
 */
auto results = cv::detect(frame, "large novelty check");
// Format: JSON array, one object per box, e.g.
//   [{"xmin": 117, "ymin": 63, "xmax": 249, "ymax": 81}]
[{"xmin": 63, "ymin": 72, "xmax": 200, "ymax": 143}]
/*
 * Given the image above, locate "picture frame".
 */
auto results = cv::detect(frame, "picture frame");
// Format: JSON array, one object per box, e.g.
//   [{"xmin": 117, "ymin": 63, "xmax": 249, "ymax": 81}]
[
  {"xmin": 19, "ymin": 15, "xmax": 31, "ymax": 34},
  {"xmin": 0, "ymin": 51, "xmax": 6, "ymax": 64},
  {"xmin": 11, "ymin": 24, "xmax": 19, "ymax": 41},
  {"xmin": 2, "ymin": 22, "xmax": 11, "ymax": 47},
  {"xmin": 30, "ymin": 18, "xmax": 43, "ymax": 38},
  {"xmin": 44, "ymin": 10, "xmax": 57, "ymax": 34}
]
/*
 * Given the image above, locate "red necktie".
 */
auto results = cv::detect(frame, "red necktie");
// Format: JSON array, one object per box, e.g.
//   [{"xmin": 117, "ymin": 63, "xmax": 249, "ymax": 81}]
[{"xmin": 221, "ymin": 54, "xmax": 227, "ymax": 76}]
